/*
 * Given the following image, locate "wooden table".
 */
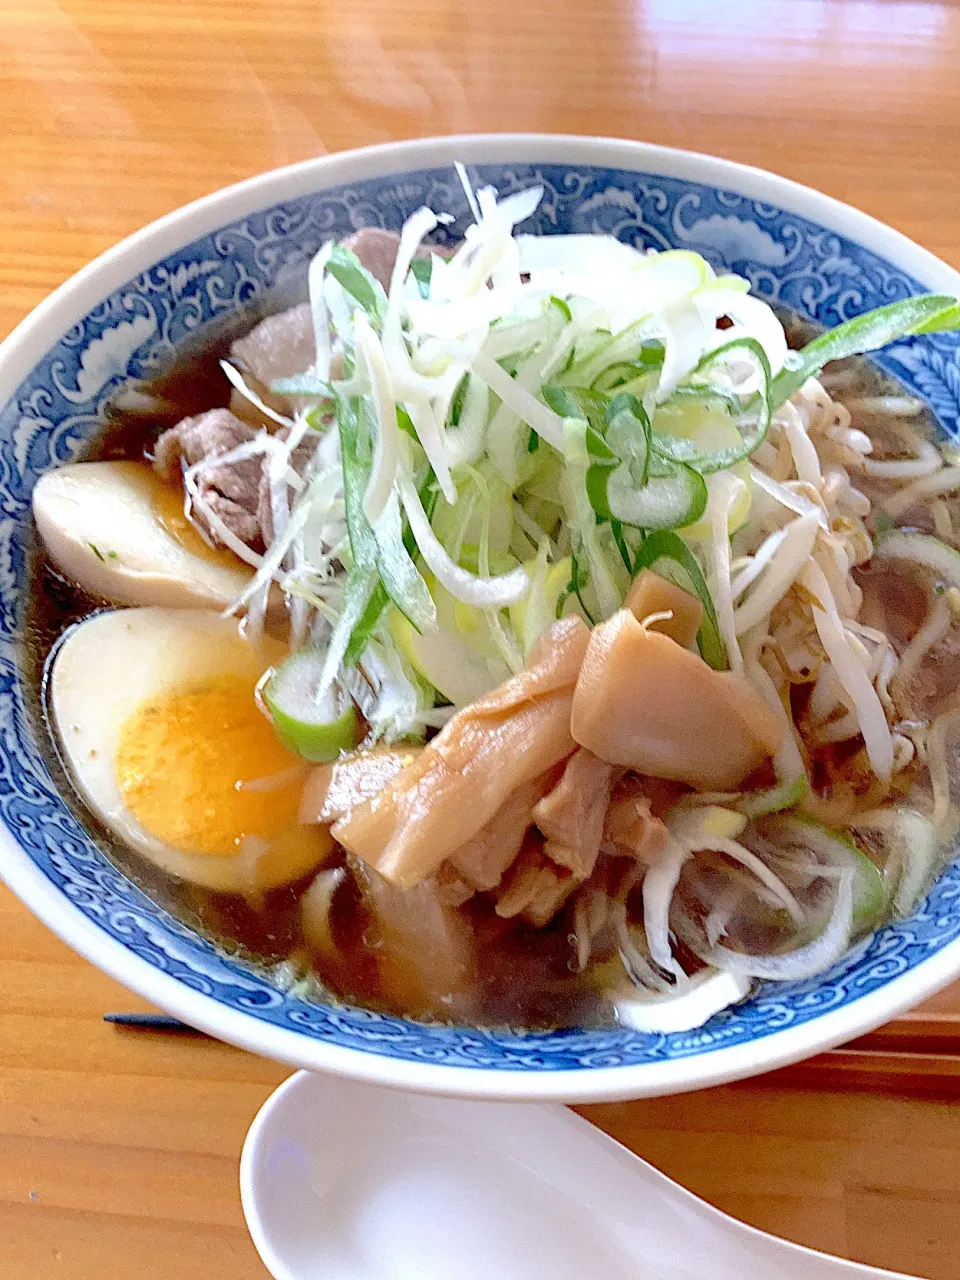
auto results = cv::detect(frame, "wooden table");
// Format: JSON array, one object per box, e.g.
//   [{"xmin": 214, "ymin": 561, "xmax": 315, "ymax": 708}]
[{"xmin": 4, "ymin": 0, "xmax": 960, "ymax": 1275}]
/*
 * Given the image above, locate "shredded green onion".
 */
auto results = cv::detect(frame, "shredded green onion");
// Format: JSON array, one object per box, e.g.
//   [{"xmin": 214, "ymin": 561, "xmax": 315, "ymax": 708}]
[{"xmin": 240, "ymin": 174, "xmax": 960, "ymax": 759}]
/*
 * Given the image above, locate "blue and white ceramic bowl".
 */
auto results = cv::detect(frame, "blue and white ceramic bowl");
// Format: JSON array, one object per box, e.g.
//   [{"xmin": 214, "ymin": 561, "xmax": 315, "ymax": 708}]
[{"xmin": 3, "ymin": 135, "xmax": 960, "ymax": 1102}]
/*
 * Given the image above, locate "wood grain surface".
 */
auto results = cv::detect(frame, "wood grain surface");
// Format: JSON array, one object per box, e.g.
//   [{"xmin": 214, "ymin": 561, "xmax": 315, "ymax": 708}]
[{"xmin": 4, "ymin": 0, "xmax": 960, "ymax": 1276}]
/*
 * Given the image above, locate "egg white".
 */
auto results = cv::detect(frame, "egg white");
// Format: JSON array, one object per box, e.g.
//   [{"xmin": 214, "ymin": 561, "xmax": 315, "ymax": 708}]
[
  {"xmin": 50, "ymin": 607, "xmax": 329, "ymax": 892},
  {"xmin": 33, "ymin": 461, "xmax": 252, "ymax": 609}
]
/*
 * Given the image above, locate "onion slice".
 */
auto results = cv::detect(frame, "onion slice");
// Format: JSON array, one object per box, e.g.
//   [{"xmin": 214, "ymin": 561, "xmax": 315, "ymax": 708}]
[
  {"xmin": 641, "ymin": 836, "xmax": 690, "ymax": 980},
  {"xmin": 705, "ymin": 869, "xmax": 854, "ymax": 981},
  {"xmin": 873, "ymin": 530, "xmax": 960, "ymax": 589}
]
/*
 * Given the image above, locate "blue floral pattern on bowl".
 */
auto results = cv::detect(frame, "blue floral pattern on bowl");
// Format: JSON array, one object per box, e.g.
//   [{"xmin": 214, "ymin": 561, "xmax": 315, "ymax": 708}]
[{"xmin": 3, "ymin": 161, "xmax": 960, "ymax": 1073}]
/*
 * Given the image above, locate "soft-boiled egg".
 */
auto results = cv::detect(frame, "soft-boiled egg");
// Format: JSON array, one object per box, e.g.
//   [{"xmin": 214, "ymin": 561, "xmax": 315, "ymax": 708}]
[
  {"xmin": 50, "ymin": 607, "xmax": 332, "ymax": 893},
  {"xmin": 32, "ymin": 460, "xmax": 252, "ymax": 609}
]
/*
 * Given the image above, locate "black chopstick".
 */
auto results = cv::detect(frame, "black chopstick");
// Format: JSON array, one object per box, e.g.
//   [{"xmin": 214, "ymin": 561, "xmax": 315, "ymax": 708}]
[{"xmin": 103, "ymin": 1011, "xmax": 205, "ymax": 1033}]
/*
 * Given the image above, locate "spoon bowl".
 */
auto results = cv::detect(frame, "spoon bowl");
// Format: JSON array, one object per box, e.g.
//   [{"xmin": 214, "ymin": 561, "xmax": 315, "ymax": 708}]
[{"xmin": 240, "ymin": 1070, "xmax": 917, "ymax": 1280}]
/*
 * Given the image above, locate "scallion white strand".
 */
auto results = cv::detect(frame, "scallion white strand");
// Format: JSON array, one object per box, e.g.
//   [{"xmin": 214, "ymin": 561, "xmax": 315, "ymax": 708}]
[
  {"xmin": 223, "ymin": 500, "xmax": 311, "ymax": 620},
  {"xmin": 307, "ymin": 241, "xmax": 334, "ymax": 382},
  {"xmin": 471, "ymin": 349, "xmax": 565, "ymax": 450},
  {"xmin": 481, "ymin": 315, "xmax": 553, "ymax": 361},
  {"xmin": 446, "ymin": 184, "xmax": 542, "ymax": 301},
  {"xmin": 654, "ymin": 297, "xmax": 709, "ymax": 401},
  {"xmin": 266, "ymin": 439, "xmax": 292, "ymax": 556},
  {"xmin": 455, "ymin": 161, "xmax": 482, "ymax": 223},
  {"xmin": 396, "ymin": 465, "xmax": 529, "ymax": 607},
  {"xmin": 353, "ymin": 311, "xmax": 400, "ymax": 525},
  {"xmin": 378, "ymin": 209, "xmax": 458, "ymax": 500},
  {"xmin": 484, "ymin": 306, "xmax": 604, "ymax": 483},
  {"xmin": 404, "ymin": 389, "xmax": 458, "ymax": 503},
  {"xmin": 219, "ymin": 360, "xmax": 295, "ymax": 429},
  {"xmin": 258, "ymin": 425, "xmax": 311, "ymax": 638},
  {"xmin": 184, "ymin": 431, "xmax": 277, "ymax": 471},
  {"xmin": 410, "ymin": 328, "xmax": 489, "ymax": 375},
  {"xmin": 696, "ymin": 290, "xmax": 789, "ymax": 380},
  {"xmin": 542, "ymin": 304, "xmax": 608, "ymax": 383},
  {"xmin": 387, "ymin": 206, "xmax": 440, "ymax": 313},
  {"xmin": 182, "ymin": 469, "xmax": 264, "ymax": 570},
  {"xmin": 405, "ymin": 287, "xmax": 538, "ymax": 338},
  {"xmin": 485, "ymin": 184, "xmax": 545, "ymax": 230},
  {"xmin": 485, "ymin": 347, "xmax": 555, "ymax": 484},
  {"xmin": 289, "ymin": 533, "xmax": 309, "ymax": 650},
  {"xmin": 445, "ymin": 373, "xmax": 490, "ymax": 469},
  {"xmin": 512, "ymin": 500, "xmax": 553, "ymax": 553},
  {"xmin": 182, "ymin": 423, "xmax": 314, "ymax": 632}
]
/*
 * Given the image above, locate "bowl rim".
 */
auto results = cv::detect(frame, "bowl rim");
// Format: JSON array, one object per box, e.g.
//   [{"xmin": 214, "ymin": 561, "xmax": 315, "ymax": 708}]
[{"xmin": 4, "ymin": 131, "xmax": 960, "ymax": 1102}]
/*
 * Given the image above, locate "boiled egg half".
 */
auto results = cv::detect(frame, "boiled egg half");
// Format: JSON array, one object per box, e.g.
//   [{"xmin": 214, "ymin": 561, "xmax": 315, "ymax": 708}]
[
  {"xmin": 50, "ymin": 607, "xmax": 331, "ymax": 893},
  {"xmin": 33, "ymin": 460, "xmax": 252, "ymax": 609}
]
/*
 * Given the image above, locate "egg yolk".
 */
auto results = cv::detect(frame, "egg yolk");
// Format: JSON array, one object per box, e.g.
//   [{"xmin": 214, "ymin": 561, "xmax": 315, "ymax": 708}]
[{"xmin": 115, "ymin": 675, "xmax": 302, "ymax": 857}]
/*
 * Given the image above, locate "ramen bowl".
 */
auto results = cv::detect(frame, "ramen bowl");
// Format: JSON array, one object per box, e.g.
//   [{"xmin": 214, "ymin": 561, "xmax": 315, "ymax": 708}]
[{"xmin": 2, "ymin": 134, "xmax": 960, "ymax": 1103}]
